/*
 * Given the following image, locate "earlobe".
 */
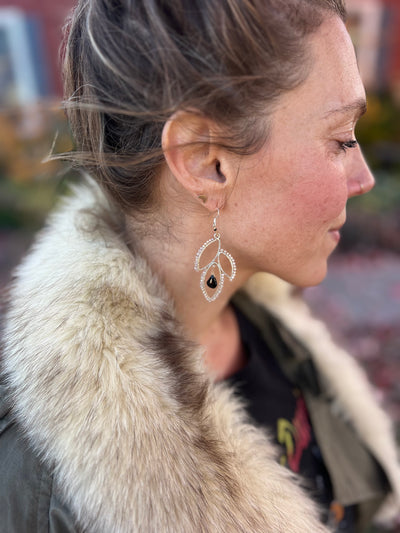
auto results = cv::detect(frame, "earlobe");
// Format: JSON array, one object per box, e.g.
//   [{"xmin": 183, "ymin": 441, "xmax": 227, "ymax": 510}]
[{"xmin": 161, "ymin": 111, "xmax": 229, "ymax": 209}]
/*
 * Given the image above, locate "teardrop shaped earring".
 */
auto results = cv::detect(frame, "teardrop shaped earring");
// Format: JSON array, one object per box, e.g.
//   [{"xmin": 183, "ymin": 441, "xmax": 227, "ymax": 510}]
[{"xmin": 194, "ymin": 209, "xmax": 237, "ymax": 302}]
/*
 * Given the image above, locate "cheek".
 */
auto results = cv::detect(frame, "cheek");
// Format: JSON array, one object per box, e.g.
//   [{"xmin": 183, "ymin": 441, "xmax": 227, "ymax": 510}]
[{"xmin": 286, "ymin": 164, "xmax": 348, "ymax": 227}]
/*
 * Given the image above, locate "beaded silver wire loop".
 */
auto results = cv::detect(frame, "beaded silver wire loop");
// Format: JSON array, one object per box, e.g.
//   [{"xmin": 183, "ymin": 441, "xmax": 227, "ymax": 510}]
[{"xmin": 194, "ymin": 209, "xmax": 237, "ymax": 302}]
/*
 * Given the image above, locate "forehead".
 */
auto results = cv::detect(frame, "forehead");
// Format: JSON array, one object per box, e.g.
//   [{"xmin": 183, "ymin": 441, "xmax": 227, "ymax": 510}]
[{"xmin": 274, "ymin": 16, "xmax": 366, "ymax": 126}]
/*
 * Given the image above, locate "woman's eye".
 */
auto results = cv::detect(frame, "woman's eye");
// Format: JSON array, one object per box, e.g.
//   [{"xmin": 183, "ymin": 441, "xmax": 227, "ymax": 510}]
[{"xmin": 338, "ymin": 139, "xmax": 358, "ymax": 152}]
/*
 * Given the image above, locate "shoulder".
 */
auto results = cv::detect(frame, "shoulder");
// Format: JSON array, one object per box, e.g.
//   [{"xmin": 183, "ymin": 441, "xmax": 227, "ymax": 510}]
[{"xmin": 0, "ymin": 383, "xmax": 78, "ymax": 533}]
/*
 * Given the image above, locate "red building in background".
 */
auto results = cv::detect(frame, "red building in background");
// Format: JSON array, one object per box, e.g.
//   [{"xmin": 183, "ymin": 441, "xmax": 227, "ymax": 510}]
[
  {"xmin": 0, "ymin": 0, "xmax": 74, "ymax": 104},
  {"xmin": 347, "ymin": 0, "xmax": 400, "ymax": 97},
  {"xmin": 382, "ymin": 0, "xmax": 400, "ymax": 96}
]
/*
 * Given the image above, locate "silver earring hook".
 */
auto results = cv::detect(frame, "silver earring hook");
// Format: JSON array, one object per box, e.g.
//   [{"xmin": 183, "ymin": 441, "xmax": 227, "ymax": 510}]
[{"xmin": 213, "ymin": 209, "xmax": 220, "ymax": 238}]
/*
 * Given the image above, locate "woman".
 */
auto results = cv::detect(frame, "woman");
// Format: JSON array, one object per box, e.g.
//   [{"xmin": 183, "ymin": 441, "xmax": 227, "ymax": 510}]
[{"xmin": 1, "ymin": 0, "xmax": 399, "ymax": 531}]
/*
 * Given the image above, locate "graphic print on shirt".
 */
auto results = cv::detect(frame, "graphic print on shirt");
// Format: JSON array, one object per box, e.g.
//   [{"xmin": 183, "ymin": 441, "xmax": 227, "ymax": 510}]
[{"xmin": 277, "ymin": 394, "xmax": 311, "ymax": 472}]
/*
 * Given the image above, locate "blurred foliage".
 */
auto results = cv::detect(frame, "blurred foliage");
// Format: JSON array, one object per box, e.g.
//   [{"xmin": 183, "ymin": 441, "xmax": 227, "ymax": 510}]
[
  {"xmin": 341, "ymin": 170, "xmax": 400, "ymax": 254},
  {"xmin": 0, "ymin": 104, "xmax": 75, "ymax": 230},
  {"xmin": 348, "ymin": 170, "xmax": 400, "ymax": 214},
  {"xmin": 358, "ymin": 93, "xmax": 400, "ymax": 147},
  {"xmin": 356, "ymin": 92, "xmax": 400, "ymax": 203},
  {"xmin": 340, "ymin": 93, "xmax": 400, "ymax": 253}
]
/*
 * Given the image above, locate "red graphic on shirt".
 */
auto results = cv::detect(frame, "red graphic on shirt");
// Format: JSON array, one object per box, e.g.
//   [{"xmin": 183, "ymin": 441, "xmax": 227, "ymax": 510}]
[{"xmin": 277, "ymin": 395, "xmax": 311, "ymax": 472}]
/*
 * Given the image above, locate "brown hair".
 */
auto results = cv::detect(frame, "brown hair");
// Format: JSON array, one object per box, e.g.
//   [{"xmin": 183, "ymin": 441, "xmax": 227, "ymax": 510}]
[{"xmin": 63, "ymin": 0, "xmax": 346, "ymax": 212}]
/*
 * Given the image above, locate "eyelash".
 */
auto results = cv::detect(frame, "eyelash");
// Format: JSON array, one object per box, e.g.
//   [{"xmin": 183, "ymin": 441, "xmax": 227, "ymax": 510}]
[{"xmin": 339, "ymin": 139, "xmax": 358, "ymax": 152}]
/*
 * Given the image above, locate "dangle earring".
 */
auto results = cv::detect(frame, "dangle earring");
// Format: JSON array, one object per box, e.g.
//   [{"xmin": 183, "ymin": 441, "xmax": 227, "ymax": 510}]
[{"xmin": 194, "ymin": 209, "xmax": 236, "ymax": 302}]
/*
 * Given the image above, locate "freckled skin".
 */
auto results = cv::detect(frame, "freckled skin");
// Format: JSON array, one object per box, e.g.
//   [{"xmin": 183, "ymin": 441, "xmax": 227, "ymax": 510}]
[{"xmin": 223, "ymin": 16, "xmax": 375, "ymax": 287}]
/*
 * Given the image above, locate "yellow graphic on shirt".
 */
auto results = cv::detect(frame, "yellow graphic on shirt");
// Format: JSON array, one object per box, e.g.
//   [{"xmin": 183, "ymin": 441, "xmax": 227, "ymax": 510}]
[
  {"xmin": 277, "ymin": 396, "xmax": 311, "ymax": 472},
  {"xmin": 278, "ymin": 419, "xmax": 295, "ymax": 467}
]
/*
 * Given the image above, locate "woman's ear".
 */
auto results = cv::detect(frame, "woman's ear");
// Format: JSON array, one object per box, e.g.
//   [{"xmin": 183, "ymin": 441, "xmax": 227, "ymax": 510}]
[{"xmin": 161, "ymin": 111, "xmax": 234, "ymax": 211}]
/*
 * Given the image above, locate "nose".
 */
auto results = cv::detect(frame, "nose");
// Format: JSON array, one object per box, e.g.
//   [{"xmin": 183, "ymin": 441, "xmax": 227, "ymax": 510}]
[{"xmin": 347, "ymin": 148, "xmax": 375, "ymax": 198}]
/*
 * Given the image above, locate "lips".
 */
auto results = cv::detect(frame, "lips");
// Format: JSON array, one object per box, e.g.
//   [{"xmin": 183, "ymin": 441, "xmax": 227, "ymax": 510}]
[
  {"xmin": 329, "ymin": 215, "xmax": 346, "ymax": 233},
  {"xmin": 329, "ymin": 225, "xmax": 343, "ymax": 233},
  {"xmin": 328, "ymin": 229, "xmax": 341, "ymax": 243},
  {"xmin": 327, "ymin": 218, "xmax": 345, "ymax": 244}
]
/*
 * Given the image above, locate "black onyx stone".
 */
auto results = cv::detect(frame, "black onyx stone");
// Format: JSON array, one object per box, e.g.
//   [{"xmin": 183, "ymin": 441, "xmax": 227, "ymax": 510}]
[{"xmin": 206, "ymin": 275, "xmax": 218, "ymax": 289}]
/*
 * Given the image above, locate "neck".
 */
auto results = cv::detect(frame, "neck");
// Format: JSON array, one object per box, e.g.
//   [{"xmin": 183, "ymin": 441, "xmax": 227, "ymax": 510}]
[{"xmin": 125, "ymin": 208, "xmax": 253, "ymax": 344}]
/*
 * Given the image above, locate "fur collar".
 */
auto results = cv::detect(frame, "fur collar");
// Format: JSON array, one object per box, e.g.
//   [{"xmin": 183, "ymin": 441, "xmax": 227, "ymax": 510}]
[{"xmin": 2, "ymin": 181, "xmax": 399, "ymax": 531}]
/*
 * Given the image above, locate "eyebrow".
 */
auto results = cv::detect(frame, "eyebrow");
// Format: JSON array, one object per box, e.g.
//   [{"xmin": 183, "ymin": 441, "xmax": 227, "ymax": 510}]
[{"xmin": 323, "ymin": 98, "xmax": 367, "ymax": 120}]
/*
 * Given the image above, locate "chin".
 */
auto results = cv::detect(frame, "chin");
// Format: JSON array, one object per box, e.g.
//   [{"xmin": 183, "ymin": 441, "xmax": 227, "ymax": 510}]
[{"xmin": 281, "ymin": 262, "xmax": 328, "ymax": 288}]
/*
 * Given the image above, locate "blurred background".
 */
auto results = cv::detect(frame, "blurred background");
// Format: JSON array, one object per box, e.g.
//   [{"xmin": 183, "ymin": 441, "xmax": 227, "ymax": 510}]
[{"xmin": 0, "ymin": 0, "xmax": 399, "ymax": 497}]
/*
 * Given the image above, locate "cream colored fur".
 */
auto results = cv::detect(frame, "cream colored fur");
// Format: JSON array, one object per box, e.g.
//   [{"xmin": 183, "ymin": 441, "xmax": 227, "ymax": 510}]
[{"xmin": 2, "ymin": 181, "xmax": 399, "ymax": 531}]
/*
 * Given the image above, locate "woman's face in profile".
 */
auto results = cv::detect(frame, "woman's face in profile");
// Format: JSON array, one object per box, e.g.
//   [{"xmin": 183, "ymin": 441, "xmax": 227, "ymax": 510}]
[{"xmin": 227, "ymin": 15, "xmax": 375, "ymax": 287}]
